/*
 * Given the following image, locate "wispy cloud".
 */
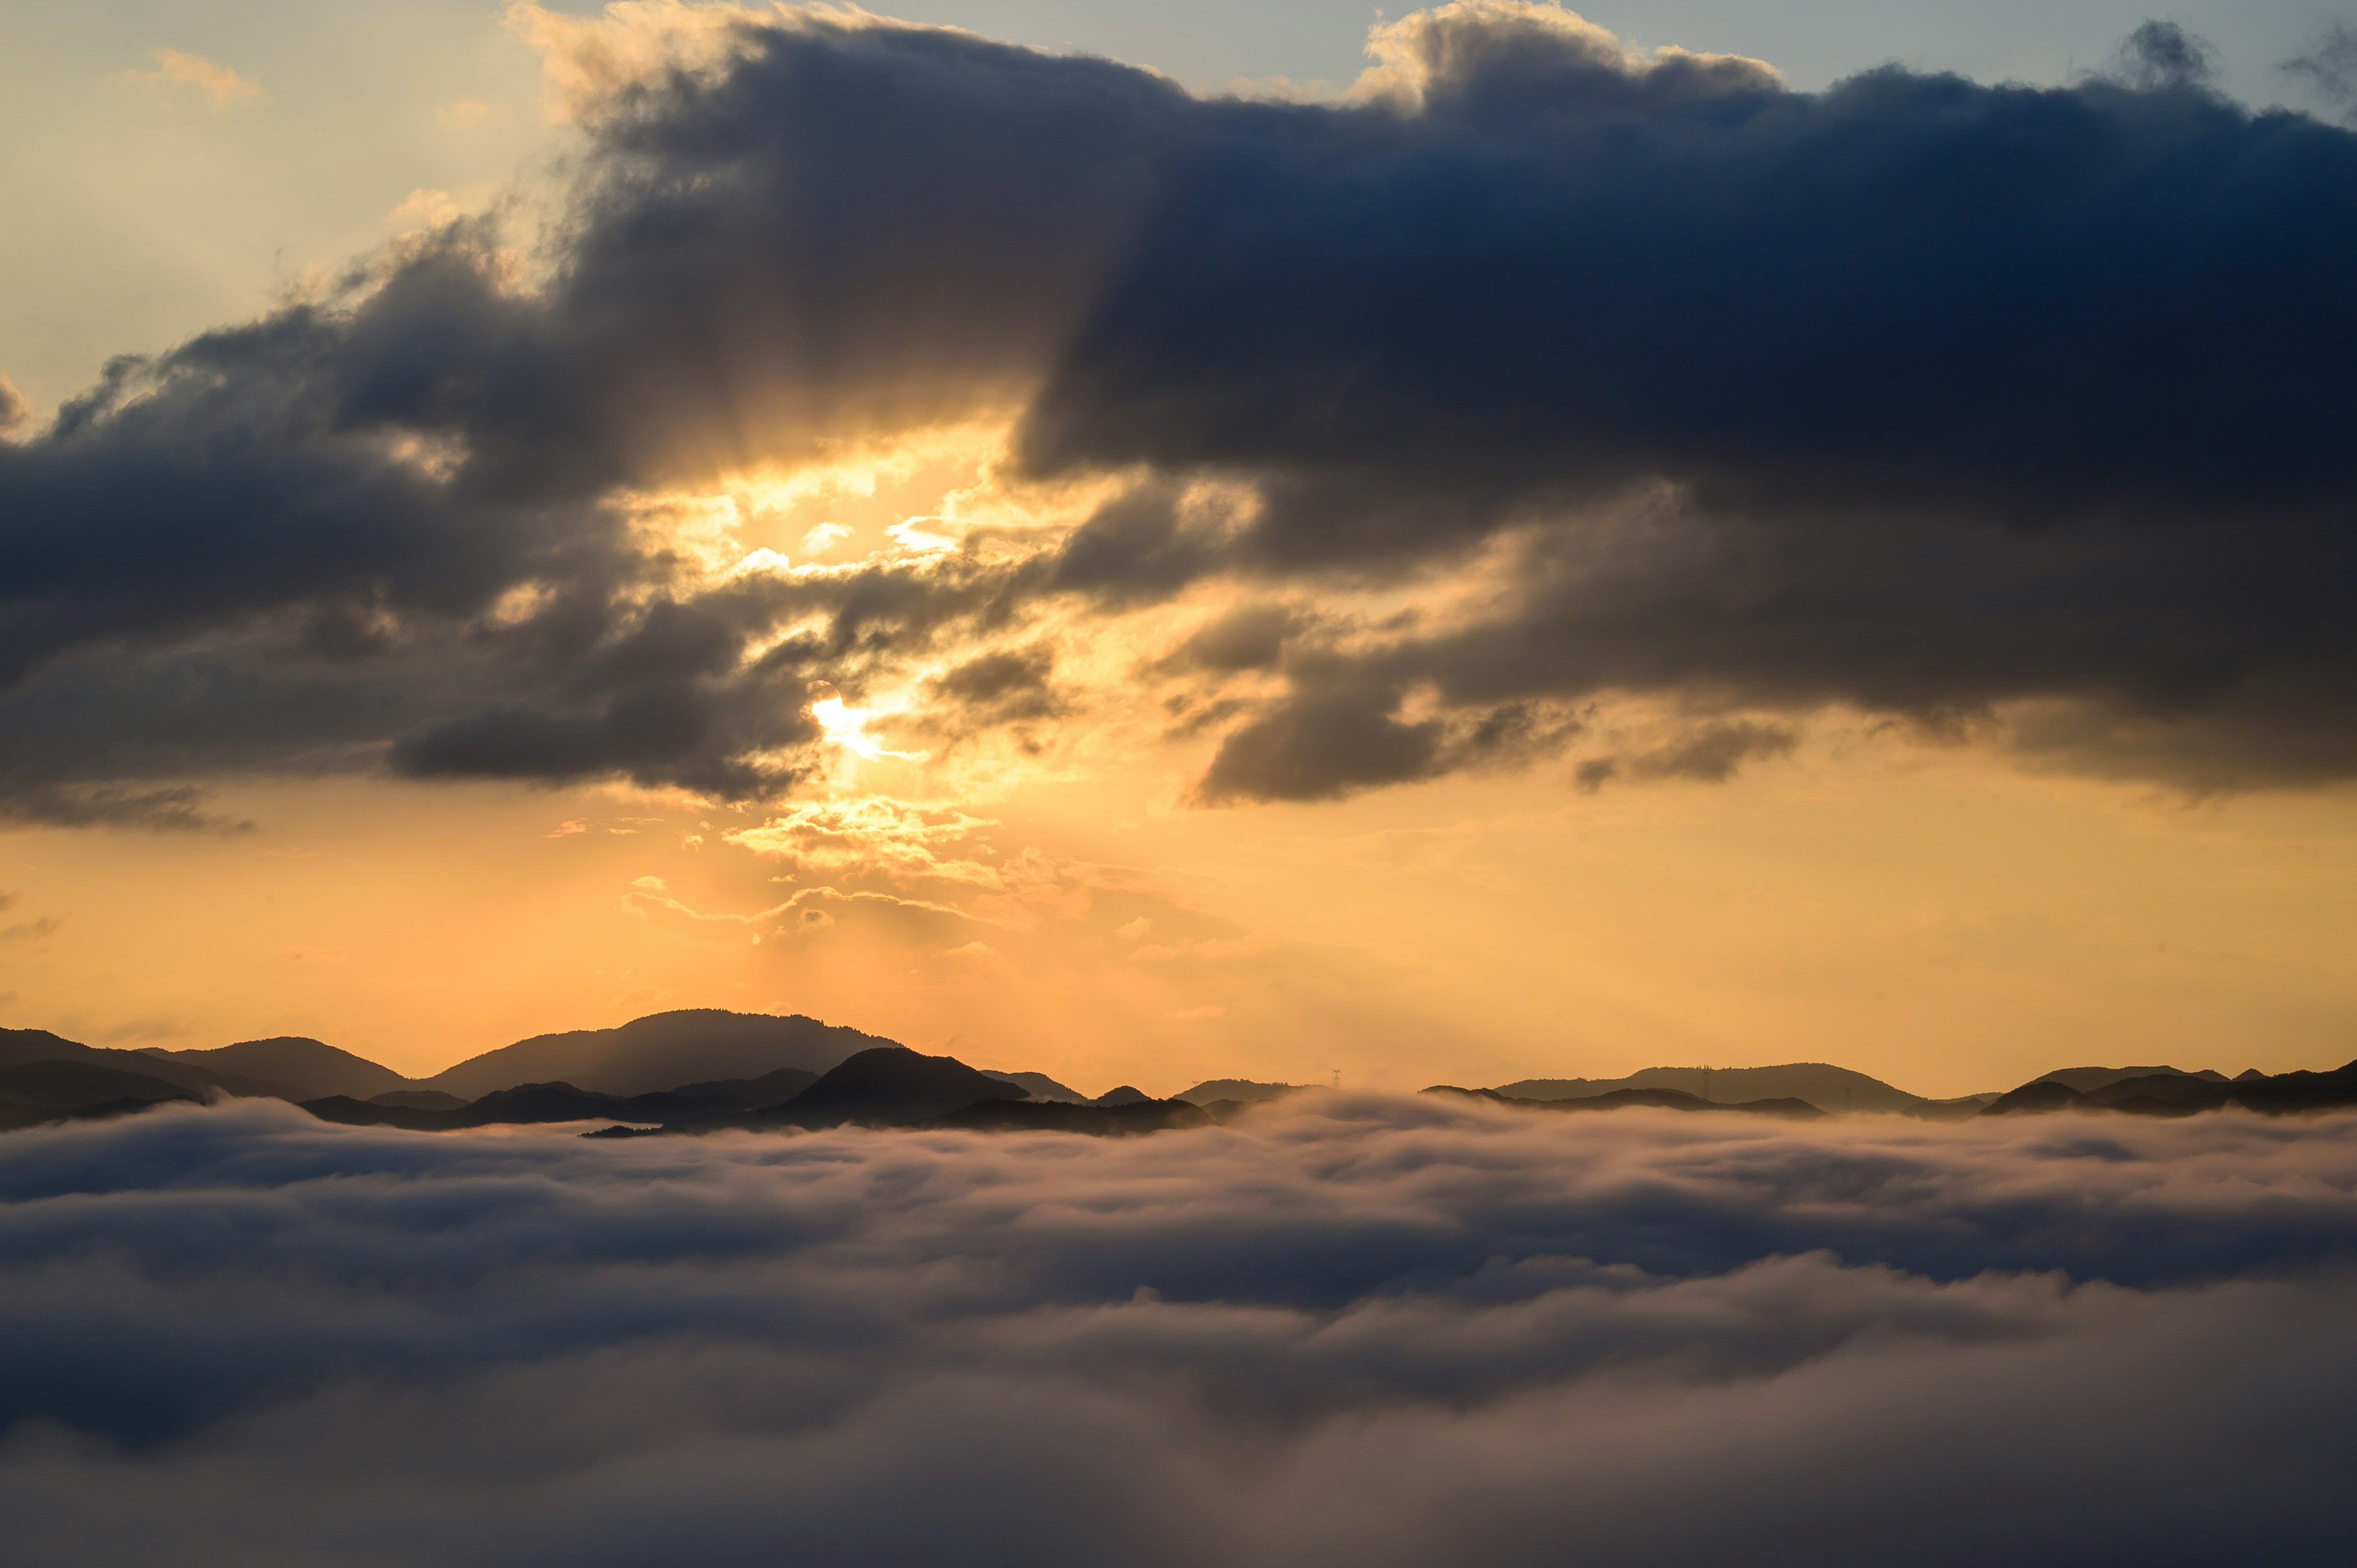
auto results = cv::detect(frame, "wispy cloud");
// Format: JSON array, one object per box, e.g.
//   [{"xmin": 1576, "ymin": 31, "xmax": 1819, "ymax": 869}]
[{"xmin": 120, "ymin": 48, "xmax": 263, "ymax": 109}]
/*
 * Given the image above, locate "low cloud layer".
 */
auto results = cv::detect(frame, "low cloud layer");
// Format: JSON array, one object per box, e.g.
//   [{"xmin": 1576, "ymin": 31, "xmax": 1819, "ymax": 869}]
[
  {"xmin": 1, "ymin": 1097, "xmax": 2353, "ymax": 1564},
  {"xmin": 6, "ymin": 3, "xmax": 2357, "ymax": 818}
]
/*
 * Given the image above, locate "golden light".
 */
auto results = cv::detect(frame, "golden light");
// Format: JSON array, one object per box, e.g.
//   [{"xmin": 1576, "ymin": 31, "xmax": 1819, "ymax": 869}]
[
  {"xmin": 811, "ymin": 696, "xmax": 885, "ymax": 759},
  {"xmin": 811, "ymin": 695, "xmax": 927, "ymax": 763}
]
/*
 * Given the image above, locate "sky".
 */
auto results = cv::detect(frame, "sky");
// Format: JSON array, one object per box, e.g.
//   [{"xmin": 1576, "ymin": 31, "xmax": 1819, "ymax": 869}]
[{"xmin": 4, "ymin": 1, "xmax": 2357, "ymax": 1096}]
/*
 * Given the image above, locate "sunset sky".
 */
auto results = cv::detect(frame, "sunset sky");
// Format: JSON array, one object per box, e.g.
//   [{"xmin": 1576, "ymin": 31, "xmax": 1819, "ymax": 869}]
[{"xmin": 5, "ymin": 1, "xmax": 2357, "ymax": 1097}]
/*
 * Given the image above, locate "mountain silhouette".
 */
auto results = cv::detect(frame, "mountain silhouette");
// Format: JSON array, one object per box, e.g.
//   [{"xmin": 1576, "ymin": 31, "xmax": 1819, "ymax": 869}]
[
  {"xmin": 1982, "ymin": 1079, "xmax": 2086, "ymax": 1115},
  {"xmin": 0, "ymin": 1059, "xmax": 201, "ymax": 1129},
  {"xmin": 2032, "ymin": 1065, "xmax": 2229, "ymax": 1094},
  {"xmin": 661, "ymin": 1066, "xmax": 818, "ymax": 1108},
  {"xmin": 1176, "ymin": 1078, "xmax": 1303, "ymax": 1106},
  {"xmin": 302, "ymin": 1051, "xmax": 1037, "ymax": 1135},
  {"xmin": 1496, "ymin": 1063, "xmax": 1921, "ymax": 1114},
  {"xmin": 761, "ymin": 1047, "xmax": 1030, "ymax": 1128},
  {"xmin": 370, "ymin": 1089, "xmax": 469, "ymax": 1111},
  {"xmin": 1, "ymin": 1027, "xmax": 288, "ymax": 1100},
  {"xmin": 1984, "ymin": 1060, "xmax": 2357, "ymax": 1118},
  {"xmin": 2218, "ymin": 1061, "xmax": 2357, "ymax": 1113},
  {"xmin": 422, "ymin": 1010, "xmax": 892, "ymax": 1098},
  {"xmin": 11, "ymin": 1009, "xmax": 2357, "ymax": 1140},
  {"xmin": 1431, "ymin": 1084, "xmax": 1827, "ymax": 1119},
  {"xmin": 305, "ymin": 1070, "xmax": 826, "ymax": 1132},
  {"xmin": 982, "ymin": 1070, "xmax": 1089, "ymax": 1103},
  {"xmin": 2077, "ymin": 1072, "xmax": 2232, "ymax": 1108},
  {"xmin": 149, "ymin": 1037, "xmax": 413, "ymax": 1101}
]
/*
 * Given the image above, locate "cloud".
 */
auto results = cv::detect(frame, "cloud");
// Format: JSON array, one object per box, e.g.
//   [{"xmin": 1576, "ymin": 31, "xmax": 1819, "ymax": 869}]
[
  {"xmin": 1158, "ymin": 602, "xmax": 1302, "ymax": 676},
  {"xmin": 389, "ymin": 188, "xmax": 465, "ymax": 233},
  {"xmin": 1581, "ymin": 719, "xmax": 1798, "ymax": 790},
  {"xmin": 123, "ymin": 48, "xmax": 263, "ymax": 109},
  {"xmin": 921, "ymin": 644, "xmax": 1067, "ymax": 728},
  {"xmin": 2285, "ymin": 23, "xmax": 2357, "ymax": 123},
  {"xmin": 2110, "ymin": 21, "xmax": 2217, "ymax": 91},
  {"xmin": 624, "ymin": 875, "xmax": 991, "ymax": 943},
  {"xmin": 0, "ymin": 377, "xmax": 29, "ymax": 439},
  {"xmin": 10, "ymin": 4, "xmax": 2357, "ymax": 822},
  {"xmin": 1193, "ymin": 663, "xmax": 1576, "ymax": 805},
  {"xmin": 0, "ymin": 1099, "xmax": 2354, "ymax": 1563},
  {"xmin": 505, "ymin": 0, "xmax": 765, "ymax": 121},
  {"xmin": 1196, "ymin": 682, "xmax": 1449, "ymax": 803},
  {"xmin": 724, "ymin": 797, "xmax": 1005, "ymax": 884},
  {"xmin": 1351, "ymin": 0, "xmax": 1779, "ymax": 111},
  {"xmin": 0, "ymin": 781, "xmax": 252, "ymax": 834}
]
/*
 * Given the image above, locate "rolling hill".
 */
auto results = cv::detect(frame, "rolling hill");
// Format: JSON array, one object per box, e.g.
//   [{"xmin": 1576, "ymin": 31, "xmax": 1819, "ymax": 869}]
[
  {"xmin": 1495, "ymin": 1063, "xmax": 1925, "ymax": 1113},
  {"xmin": 149, "ymin": 1037, "xmax": 414, "ymax": 1102},
  {"xmin": 1, "ymin": 1027, "xmax": 289, "ymax": 1100},
  {"xmin": 421, "ymin": 1010, "xmax": 896, "ymax": 1099}
]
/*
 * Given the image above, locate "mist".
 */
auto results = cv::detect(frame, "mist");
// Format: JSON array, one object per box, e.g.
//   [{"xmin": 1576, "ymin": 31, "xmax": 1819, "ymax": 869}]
[{"xmin": 2, "ymin": 1092, "xmax": 2352, "ymax": 1565}]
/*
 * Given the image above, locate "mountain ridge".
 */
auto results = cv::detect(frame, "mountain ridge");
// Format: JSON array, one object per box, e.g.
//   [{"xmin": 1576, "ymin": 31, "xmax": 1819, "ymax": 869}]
[
  {"xmin": 9, "ymin": 1014, "xmax": 2357, "ymax": 1133},
  {"xmin": 1496, "ymin": 1063, "xmax": 1930, "ymax": 1113},
  {"xmin": 150, "ymin": 1037, "xmax": 412, "ymax": 1102},
  {"xmin": 2, "ymin": 1027, "xmax": 294, "ymax": 1101},
  {"xmin": 421, "ymin": 1010, "xmax": 897, "ymax": 1099}
]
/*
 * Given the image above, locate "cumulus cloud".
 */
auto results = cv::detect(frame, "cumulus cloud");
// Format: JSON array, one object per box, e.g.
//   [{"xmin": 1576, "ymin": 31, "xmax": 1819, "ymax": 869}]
[
  {"xmin": 0, "ymin": 1098, "xmax": 2353, "ymax": 1564},
  {"xmin": 9, "ymin": 4, "xmax": 2357, "ymax": 820}
]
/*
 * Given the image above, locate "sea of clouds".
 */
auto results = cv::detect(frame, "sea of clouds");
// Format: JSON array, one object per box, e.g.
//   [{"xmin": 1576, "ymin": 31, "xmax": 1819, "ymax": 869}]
[{"xmin": 2, "ymin": 1093, "xmax": 2354, "ymax": 1564}]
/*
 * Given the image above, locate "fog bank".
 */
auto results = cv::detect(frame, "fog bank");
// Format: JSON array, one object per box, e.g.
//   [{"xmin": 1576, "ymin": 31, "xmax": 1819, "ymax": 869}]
[{"xmin": 2, "ymin": 1094, "xmax": 2353, "ymax": 1564}]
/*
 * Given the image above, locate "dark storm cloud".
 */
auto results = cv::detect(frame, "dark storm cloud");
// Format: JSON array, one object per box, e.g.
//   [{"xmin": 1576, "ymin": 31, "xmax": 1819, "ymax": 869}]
[
  {"xmin": 7, "ymin": 3, "xmax": 2357, "ymax": 816},
  {"xmin": 1008, "ymin": 4, "xmax": 2357, "ymax": 795},
  {"xmin": 0, "ymin": 278, "xmax": 578, "ymax": 686},
  {"xmin": 1021, "ymin": 6, "xmax": 2357, "ymax": 544},
  {"xmin": 0, "ymin": 1097, "xmax": 2354, "ymax": 1564}
]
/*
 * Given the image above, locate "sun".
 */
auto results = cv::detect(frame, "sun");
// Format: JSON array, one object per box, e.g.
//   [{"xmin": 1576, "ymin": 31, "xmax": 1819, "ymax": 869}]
[
  {"xmin": 810, "ymin": 695, "xmax": 886, "ymax": 759},
  {"xmin": 810, "ymin": 694, "xmax": 926, "ymax": 762}
]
